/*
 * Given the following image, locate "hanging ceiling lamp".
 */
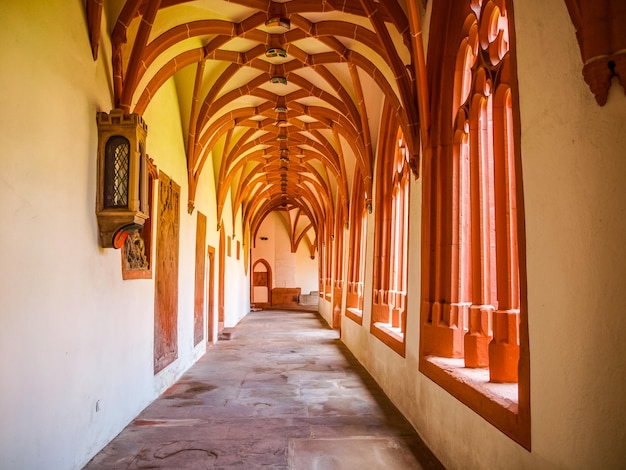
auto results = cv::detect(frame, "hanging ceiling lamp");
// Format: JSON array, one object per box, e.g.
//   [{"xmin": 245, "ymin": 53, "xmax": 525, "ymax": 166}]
[
  {"xmin": 269, "ymin": 76, "xmax": 287, "ymax": 85},
  {"xmin": 265, "ymin": 16, "xmax": 290, "ymax": 29},
  {"xmin": 266, "ymin": 47, "xmax": 287, "ymax": 58}
]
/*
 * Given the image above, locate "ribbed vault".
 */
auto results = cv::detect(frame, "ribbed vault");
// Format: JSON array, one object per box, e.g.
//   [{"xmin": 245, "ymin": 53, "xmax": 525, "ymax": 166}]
[{"xmin": 87, "ymin": 0, "xmax": 427, "ymax": 257}]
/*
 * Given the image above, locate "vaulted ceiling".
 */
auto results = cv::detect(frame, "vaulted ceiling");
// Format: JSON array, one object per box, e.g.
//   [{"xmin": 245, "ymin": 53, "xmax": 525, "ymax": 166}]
[{"xmin": 86, "ymin": 0, "xmax": 427, "ymax": 255}]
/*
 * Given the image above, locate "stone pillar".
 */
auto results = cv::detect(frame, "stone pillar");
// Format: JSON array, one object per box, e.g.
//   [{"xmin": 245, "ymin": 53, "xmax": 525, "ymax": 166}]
[
  {"xmin": 422, "ymin": 301, "xmax": 467, "ymax": 358},
  {"xmin": 464, "ymin": 92, "xmax": 494, "ymax": 368},
  {"xmin": 465, "ymin": 304, "xmax": 494, "ymax": 367},
  {"xmin": 489, "ymin": 309, "xmax": 520, "ymax": 382},
  {"xmin": 489, "ymin": 86, "xmax": 520, "ymax": 382}
]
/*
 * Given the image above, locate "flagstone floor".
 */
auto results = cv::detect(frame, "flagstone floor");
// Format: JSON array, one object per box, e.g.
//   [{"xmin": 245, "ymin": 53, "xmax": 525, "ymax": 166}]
[{"xmin": 84, "ymin": 310, "xmax": 444, "ymax": 469}]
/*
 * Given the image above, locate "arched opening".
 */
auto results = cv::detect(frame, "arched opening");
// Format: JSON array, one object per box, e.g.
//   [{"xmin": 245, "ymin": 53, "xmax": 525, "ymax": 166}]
[
  {"xmin": 419, "ymin": 0, "xmax": 530, "ymax": 449},
  {"xmin": 251, "ymin": 258, "xmax": 272, "ymax": 308}
]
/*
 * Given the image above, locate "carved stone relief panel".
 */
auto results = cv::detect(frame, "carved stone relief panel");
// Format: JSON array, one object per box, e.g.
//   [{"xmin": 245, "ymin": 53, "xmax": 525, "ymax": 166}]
[
  {"xmin": 154, "ymin": 171, "xmax": 180, "ymax": 374},
  {"xmin": 123, "ymin": 230, "xmax": 149, "ymax": 270},
  {"xmin": 121, "ymin": 156, "xmax": 156, "ymax": 280}
]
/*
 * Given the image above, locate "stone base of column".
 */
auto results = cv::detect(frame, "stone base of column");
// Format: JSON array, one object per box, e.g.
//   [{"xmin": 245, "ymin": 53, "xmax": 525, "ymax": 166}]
[
  {"xmin": 464, "ymin": 304, "xmax": 494, "ymax": 368},
  {"xmin": 391, "ymin": 307, "xmax": 399, "ymax": 328},
  {"xmin": 421, "ymin": 300, "xmax": 469, "ymax": 358},
  {"xmin": 489, "ymin": 309, "xmax": 520, "ymax": 382},
  {"xmin": 489, "ymin": 341, "xmax": 519, "ymax": 382}
]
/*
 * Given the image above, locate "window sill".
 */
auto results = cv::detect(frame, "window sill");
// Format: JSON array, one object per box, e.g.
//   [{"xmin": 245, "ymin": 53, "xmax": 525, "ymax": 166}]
[
  {"xmin": 424, "ymin": 356, "xmax": 518, "ymax": 412},
  {"xmin": 419, "ymin": 355, "xmax": 530, "ymax": 449},
  {"xmin": 371, "ymin": 322, "xmax": 405, "ymax": 356},
  {"xmin": 345, "ymin": 307, "xmax": 363, "ymax": 325}
]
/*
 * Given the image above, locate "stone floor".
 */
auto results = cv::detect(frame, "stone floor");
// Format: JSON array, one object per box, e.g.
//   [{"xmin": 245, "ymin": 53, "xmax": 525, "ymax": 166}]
[{"xmin": 84, "ymin": 310, "xmax": 444, "ymax": 469}]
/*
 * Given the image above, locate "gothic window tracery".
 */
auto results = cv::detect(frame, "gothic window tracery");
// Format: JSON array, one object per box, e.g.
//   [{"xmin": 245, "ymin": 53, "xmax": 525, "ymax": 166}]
[
  {"xmin": 419, "ymin": 0, "xmax": 530, "ymax": 449},
  {"xmin": 346, "ymin": 168, "xmax": 368, "ymax": 324},
  {"xmin": 371, "ymin": 107, "xmax": 410, "ymax": 356}
]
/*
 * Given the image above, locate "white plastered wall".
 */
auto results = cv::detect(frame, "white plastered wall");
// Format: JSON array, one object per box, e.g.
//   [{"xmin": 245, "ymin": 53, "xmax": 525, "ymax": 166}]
[
  {"xmin": 512, "ymin": 1, "xmax": 626, "ymax": 468},
  {"xmin": 341, "ymin": 1, "xmax": 626, "ymax": 469},
  {"xmin": 0, "ymin": 2, "xmax": 248, "ymax": 468},
  {"xmin": 273, "ymin": 212, "xmax": 297, "ymax": 288},
  {"xmin": 219, "ymin": 192, "xmax": 250, "ymax": 327},
  {"xmin": 294, "ymin": 240, "xmax": 318, "ymax": 295}
]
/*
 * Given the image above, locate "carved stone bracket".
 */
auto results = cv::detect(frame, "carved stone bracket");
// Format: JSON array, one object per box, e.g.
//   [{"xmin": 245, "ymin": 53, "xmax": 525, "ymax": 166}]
[
  {"xmin": 583, "ymin": 53, "xmax": 626, "ymax": 106},
  {"xmin": 565, "ymin": 0, "xmax": 626, "ymax": 105}
]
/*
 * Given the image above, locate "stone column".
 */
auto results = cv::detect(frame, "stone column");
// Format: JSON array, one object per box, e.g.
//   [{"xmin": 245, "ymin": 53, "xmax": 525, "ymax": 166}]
[
  {"xmin": 465, "ymin": 91, "xmax": 495, "ymax": 368},
  {"xmin": 489, "ymin": 86, "xmax": 520, "ymax": 382}
]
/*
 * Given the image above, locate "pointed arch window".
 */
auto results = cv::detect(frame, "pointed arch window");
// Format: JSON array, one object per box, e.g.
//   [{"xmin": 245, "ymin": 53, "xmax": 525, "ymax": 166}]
[
  {"xmin": 419, "ymin": 0, "xmax": 530, "ymax": 449},
  {"xmin": 346, "ymin": 168, "xmax": 368, "ymax": 324},
  {"xmin": 371, "ymin": 118, "xmax": 410, "ymax": 356}
]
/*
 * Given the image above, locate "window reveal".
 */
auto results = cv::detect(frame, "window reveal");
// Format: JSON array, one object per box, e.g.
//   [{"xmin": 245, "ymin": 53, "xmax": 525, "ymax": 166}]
[
  {"xmin": 419, "ymin": 0, "xmax": 530, "ymax": 449},
  {"xmin": 370, "ymin": 103, "xmax": 410, "ymax": 356}
]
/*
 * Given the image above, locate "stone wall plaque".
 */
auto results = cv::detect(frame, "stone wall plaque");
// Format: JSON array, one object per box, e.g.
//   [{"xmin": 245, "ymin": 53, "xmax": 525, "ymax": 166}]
[
  {"xmin": 154, "ymin": 171, "xmax": 180, "ymax": 374},
  {"xmin": 253, "ymin": 272, "xmax": 268, "ymax": 287}
]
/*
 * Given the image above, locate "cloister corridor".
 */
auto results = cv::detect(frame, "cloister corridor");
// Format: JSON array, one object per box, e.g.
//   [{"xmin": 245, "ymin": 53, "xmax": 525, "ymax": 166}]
[{"xmin": 3, "ymin": 2, "xmax": 626, "ymax": 469}]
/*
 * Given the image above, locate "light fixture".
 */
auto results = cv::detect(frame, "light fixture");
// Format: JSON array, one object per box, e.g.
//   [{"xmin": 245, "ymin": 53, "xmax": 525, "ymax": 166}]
[
  {"xmin": 270, "ymin": 76, "xmax": 287, "ymax": 85},
  {"xmin": 265, "ymin": 16, "xmax": 290, "ymax": 29},
  {"xmin": 266, "ymin": 47, "xmax": 287, "ymax": 58},
  {"xmin": 96, "ymin": 109, "xmax": 149, "ymax": 248}
]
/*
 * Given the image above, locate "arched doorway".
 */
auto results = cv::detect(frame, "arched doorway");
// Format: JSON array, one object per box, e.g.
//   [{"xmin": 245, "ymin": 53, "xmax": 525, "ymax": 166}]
[{"xmin": 251, "ymin": 259, "xmax": 272, "ymax": 308}]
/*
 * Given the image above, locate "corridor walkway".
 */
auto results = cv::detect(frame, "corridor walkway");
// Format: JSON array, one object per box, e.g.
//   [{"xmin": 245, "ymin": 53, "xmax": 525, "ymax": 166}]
[{"xmin": 85, "ymin": 310, "xmax": 444, "ymax": 469}]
